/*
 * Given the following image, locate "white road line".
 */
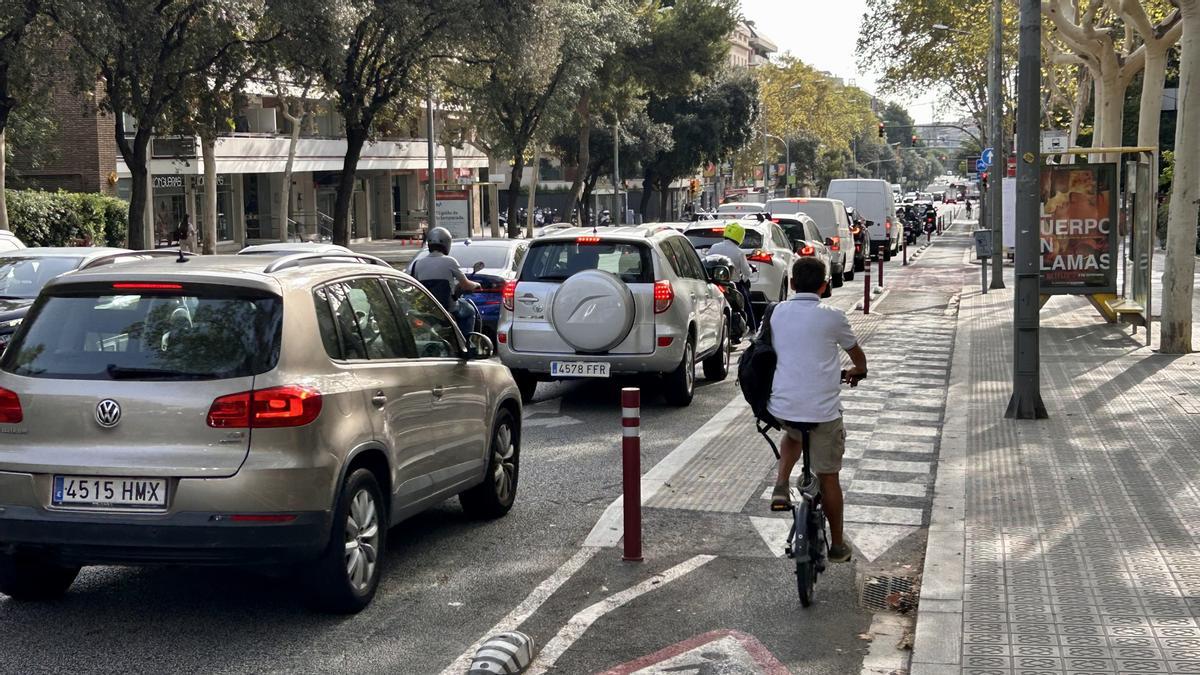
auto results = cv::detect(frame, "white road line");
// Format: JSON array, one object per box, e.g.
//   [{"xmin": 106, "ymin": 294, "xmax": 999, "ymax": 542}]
[
  {"xmin": 584, "ymin": 396, "xmax": 749, "ymax": 547},
  {"xmin": 849, "ymin": 479, "xmax": 928, "ymax": 498},
  {"xmin": 439, "ymin": 546, "xmax": 600, "ymax": 675},
  {"xmin": 526, "ymin": 555, "xmax": 717, "ymax": 674},
  {"xmin": 858, "ymin": 458, "xmax": 932, "ymax": 474},
  {"xmin": 845, "ymin": 504, "xmax": 924, "ymax": 525}
]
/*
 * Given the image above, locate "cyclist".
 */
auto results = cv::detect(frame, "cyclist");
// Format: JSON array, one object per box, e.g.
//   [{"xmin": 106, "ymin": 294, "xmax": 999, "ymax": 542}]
[
  {"xmin": 709, "ymin": 221, "xmax": 757, "ymax": 331},
  {"xmin": 965, "ymin": 198, "xmax": 973, "ymax": 218},
  {"xmin": 767, "ymin": 257, "xmax": 867, "ymax": 563},
  {"xmin": 412, "ymin": 227, "xmax": 481, "ymax": 338}
]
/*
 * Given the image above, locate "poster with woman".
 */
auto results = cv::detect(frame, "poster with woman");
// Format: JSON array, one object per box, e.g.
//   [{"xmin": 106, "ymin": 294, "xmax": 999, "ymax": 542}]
[{"xmin": 1039, "ymin": 164, "xmax": 1118, "ymax": 294}]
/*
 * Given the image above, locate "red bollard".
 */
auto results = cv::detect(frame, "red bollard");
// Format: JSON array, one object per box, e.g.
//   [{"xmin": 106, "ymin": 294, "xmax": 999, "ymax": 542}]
[
  {"xmin": 926, "ymin": 229, "xmax": 932, "ymax": 244},
  {"xmin": 903, "ymin": 238, "xmax": 908, "ymax": 266},
  {"xmin": 863, "ymin": 270, "xmax": 871, "ymax": 314},
  {"xmin": 621, "ymin": 387, "xmax": 643, "ymax": 562},
  {"xmin": 877, "ymin": 246, "xmax": 885, "ymax": 288}
]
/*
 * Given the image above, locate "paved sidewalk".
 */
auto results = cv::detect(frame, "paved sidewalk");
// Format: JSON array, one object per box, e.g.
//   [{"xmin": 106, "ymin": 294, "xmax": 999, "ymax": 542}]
[{"xmin": 912, "ymin": 245, "xmax": 1200, "ymax": 674}]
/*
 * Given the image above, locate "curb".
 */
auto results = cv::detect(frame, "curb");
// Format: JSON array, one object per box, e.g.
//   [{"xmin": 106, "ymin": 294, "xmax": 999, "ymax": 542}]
[{"xmin": 908, "ymin": 272, "xmax": 973, "ymax": 673}]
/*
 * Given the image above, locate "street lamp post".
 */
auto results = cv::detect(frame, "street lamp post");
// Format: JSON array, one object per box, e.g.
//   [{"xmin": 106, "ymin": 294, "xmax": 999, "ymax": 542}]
[
  {"xmin": 987, "ymin": 0, "xmax": 1005, "ymax": 289},
  {"xmin": 1005, "ymin": 0, "xmax": 1047, "ymax": 419}
]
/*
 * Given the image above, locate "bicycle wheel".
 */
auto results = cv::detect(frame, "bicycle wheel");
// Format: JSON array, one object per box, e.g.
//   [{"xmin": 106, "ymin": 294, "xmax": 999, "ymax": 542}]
[{"xmin": 795, "ymin": 558, "xmax": 815, "ymax": 607}]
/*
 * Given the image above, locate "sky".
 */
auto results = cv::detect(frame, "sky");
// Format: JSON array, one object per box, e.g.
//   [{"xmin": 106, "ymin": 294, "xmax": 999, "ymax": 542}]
[{"xmin": 738, "ymin": 0, "xmax": 944, "ymax": 124}]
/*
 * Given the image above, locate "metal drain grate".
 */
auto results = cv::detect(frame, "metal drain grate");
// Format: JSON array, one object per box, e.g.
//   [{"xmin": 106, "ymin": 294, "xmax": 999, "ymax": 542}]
[{"xmin": 857, "ymin": 571, "xmax": 919, "ymax": 613}]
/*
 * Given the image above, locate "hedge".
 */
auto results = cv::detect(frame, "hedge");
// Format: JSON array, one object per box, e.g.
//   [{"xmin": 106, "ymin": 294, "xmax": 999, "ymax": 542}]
[{"xmin": 4, "ymin": 190, "xmax": 128, "ymax": 248}]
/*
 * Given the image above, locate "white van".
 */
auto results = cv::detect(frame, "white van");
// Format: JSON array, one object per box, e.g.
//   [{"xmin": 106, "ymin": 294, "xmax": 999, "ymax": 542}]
[{"xmin": 826, "ymin": 179, "xmax": 900, "ymax": 260}]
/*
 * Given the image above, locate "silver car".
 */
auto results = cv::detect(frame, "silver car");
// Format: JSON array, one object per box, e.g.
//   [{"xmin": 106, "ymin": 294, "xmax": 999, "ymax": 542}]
[
  {"xmin": 0, "ymin": 252, "xmax": 521, "ymax": 613},
  {"xmin": 496, "ymin": 226, "xmax": 731, "ymax": 406}
]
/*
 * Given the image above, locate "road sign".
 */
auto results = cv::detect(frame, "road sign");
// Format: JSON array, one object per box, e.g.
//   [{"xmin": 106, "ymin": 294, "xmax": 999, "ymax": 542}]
[
  {"xmin": 981, "ymin": 148, "xmax": 994, "ymax": 166},
  {"xmin": 601, "ymin": 630, "xmax": 787, "ymax": 674},
  {"xmin": 1041, "ymin": 129, "xmax": 1069, "ymax": 153},
  {"xmin": 976, "ymin": 159, "xmax": 989, "ymax": 173}
]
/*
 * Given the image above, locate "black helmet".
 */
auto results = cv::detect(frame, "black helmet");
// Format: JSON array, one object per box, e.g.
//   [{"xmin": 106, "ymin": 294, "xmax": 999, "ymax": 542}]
[{"xmin": 426, "ymin": 227, "xmax": 452, "ymax": 254}]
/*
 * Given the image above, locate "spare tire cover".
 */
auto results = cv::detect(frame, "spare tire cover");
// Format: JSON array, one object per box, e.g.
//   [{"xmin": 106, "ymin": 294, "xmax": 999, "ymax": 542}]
[{"xmin": 550, "ymin": 269, "xmax": 636, "ymax": 352}]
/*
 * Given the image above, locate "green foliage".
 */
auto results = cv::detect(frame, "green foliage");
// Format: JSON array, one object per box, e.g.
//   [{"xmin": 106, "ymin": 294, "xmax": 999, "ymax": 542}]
[{"xmin": 5, "ymin": 190, "xmax": 128, "ymax": 247}]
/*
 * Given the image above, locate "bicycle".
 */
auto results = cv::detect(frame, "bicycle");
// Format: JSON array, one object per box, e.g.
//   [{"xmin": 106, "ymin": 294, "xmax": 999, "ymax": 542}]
[{"xmin": 772, "ymin": 369, "xmax": 866, "ymax": 607}]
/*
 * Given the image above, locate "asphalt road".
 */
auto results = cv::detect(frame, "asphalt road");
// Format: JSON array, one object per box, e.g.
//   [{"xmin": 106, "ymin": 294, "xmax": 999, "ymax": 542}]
[{"xmin": 0, "ymin": 214, "xmax": 963, "ymax": 674}]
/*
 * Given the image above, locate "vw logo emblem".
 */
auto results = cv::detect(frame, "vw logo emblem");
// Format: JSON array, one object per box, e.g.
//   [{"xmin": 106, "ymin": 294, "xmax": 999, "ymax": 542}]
[{"xmin": 95, "ymin": 399, "xmax": 122, "ymax": 428}]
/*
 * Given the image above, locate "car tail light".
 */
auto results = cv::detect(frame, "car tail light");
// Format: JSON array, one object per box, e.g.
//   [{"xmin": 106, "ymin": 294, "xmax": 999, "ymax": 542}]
[
  {"xmin": 502, "ymin": 281, "xmax": 517, "ymax": 311},
  {"xmin": 207, "ymin": 385, "xmax": 322, "ymax": 429},
  {"xmin": 112, "ymin": 282, "xmax": 183, "ymax": 291},
  {"xmin": 710, "ymin": 227, "xmax": 725, "ymax": 233},
  {"xmin": 829, "ymin": 236, "xmax": 841, "ymax": 252},
  {"xmin": 885, "ymin": 218, "xmax": 892, "ymax": 232},
  {"xmin": 770, "ymin": 218, "xmax": 780, "ymax": 223},
  {"xmin": 576, "ymin": 235, "xmax": 601, "ymax": 244},
  {"xmin": 657, "ymin": 336, "xmax": 674, "ymax": 347},
  {"xmin": 0, "ymin": 387, "xmax": 22, "ymax": 424},
  {"xmin": 747, "ymin": 250, "xmax": 773, "ymax": 264},
  {"xmin": 497, "ymin": 332, "xmax": 507, "ymax": 344},
  {"xmin": 800, "ymin": 246, "xmax": 815, "ymax": 256},
  {"xmin": 855, "ymin": 243, "xmax": 862, "ymax": 252},
  {"xmin": 653, "ymin": 280, "xmax": 674, "ymax": 313}
]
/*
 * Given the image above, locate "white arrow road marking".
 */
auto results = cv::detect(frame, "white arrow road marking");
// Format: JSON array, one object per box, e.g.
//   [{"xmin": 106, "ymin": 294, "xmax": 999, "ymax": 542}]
[
  {"xmin": 523, "ymin": 416, "xmax": 583, "ymax": 429},
  {"xmin": 749, "ymin": 516, "xmax": 793, "ymax": 558},
  {"xmin": 843, "ymin": 524, "xmax": 919, "ymax": 563},
  {"xmin": 526, "ymin": 555, "xmax": 717, "ymax": 674},
  {"xmin": 440, "ymin": 547, "xmax": 599, "ymax": 675},
  {"xmin": 523, "ymin": 398, "xmax": 562, "ymax": 417}
]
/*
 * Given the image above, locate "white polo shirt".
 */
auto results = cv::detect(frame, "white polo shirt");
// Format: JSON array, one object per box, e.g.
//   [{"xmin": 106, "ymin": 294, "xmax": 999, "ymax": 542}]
[{"xmin": 766, "ymin": 294, "xmax": 860, "ymax": 423}]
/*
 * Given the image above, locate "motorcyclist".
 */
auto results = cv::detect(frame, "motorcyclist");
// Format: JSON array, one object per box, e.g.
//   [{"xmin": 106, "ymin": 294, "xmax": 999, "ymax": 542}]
[
  {"xmin": 412, "ymin": 227, "xmax": 482, "ymax": 339},
  {"xmin": 708, "ymin": 221, "xmax": 757, "ymax": 331}
]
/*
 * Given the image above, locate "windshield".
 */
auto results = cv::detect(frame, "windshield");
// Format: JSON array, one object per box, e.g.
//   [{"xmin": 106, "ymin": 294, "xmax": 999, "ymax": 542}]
[
  {"xmin": 685, "ymin": 228, "xmax": 763, "ymax": 250},
  {"xmin": 521, "ymin": 241, "xmax": 653, "ymax": 283},
  {"xmin": 2, "ymin": 287, "xmax": 282, "ymax": 381},
  {"xmin": 0, "ymin": 257, "xmax": 82, "ymax": 299}
]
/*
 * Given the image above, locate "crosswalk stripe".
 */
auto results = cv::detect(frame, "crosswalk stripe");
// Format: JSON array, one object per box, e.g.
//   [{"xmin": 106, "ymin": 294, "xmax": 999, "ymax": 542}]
[
  {"xmin": 857, "ymin": 458, "xmax": 931, "ymax": 474},
  {"xmin": 844, "ymin": 504, "xmax": 924, "ymax": 525},
  {"xmin": 849, "ymin": 480, "xmax": 927, "ymax": 498}
]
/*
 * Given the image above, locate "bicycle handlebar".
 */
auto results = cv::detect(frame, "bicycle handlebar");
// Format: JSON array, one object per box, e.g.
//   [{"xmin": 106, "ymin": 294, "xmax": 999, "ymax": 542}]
[{"xmin": 840, "ymin": 369, "xmax": 867, "ymax": 387}]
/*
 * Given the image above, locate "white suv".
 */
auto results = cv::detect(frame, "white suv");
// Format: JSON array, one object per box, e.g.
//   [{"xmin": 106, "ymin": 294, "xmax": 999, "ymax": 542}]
[
  {"xmin": 496, "ymin": 226, "xmax": 731, "ymax": 406},
  {"xmin": 683, "ymin": 218, "xmax": 795, "ymax": 311}
]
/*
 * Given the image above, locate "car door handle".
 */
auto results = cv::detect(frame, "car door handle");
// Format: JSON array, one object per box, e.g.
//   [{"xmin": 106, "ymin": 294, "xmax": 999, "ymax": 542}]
[
  {"xmin": 431, "ymin": 385, "xmax": 445, "ymax": 399},
  {"xmin": 371, "ymin": 391, "xmax": 387, "ymax": 408}
]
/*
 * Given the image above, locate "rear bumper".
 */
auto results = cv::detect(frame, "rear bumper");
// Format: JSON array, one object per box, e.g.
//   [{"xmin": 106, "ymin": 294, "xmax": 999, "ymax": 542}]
[
  {"xmin": 498, "ymin": 340, "xmax": 685, "ymax": 376},
  {"xmin": 0, "ymin": 506, "xmax": 330, "ymax": 565}
]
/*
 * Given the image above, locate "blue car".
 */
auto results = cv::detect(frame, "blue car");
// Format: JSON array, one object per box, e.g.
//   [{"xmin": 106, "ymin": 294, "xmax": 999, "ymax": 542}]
[{"xmin": 406, "ymin": 238, "xmax": 528, "ymax": 340}]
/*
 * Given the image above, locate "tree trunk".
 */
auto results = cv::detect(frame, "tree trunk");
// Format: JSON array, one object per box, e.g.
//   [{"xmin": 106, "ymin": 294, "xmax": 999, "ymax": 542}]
[
  {"xmin": 525, "ymin": 145, "xmax": 541, "ymax": 238},
  {"xmin": 200, "ymin": 134, "xmax": 218, "ymax": 254},
  {"xmin": 1065, "ymin": 70, "xmax": 1091, "ymax": 162},
  {"xmin": 658, "ymin": 184, "xmax": 669, "ymax": 223},
  {"xmin": 1160, "ymin": 3, "xmax": 1200, "ymax": 354},
  {"xmin": 506, "ymin": 151, "xmax": 526, "ymax": 238},
  {"xmin": 1094, "ymin": 66, "xmax": 1127, "ymax": 162},
  {"xmin": 639, "ymin": 175, "xmax": 653, "ymax": 218},
  {"xmin": 0, "ymin": 128, "xmax": 8, "ymax": 232},
  {"xmin": 582, "ymin": 171, "xmax": 598, "ymax": 226},
  {"xmin": 125, "ymin": 132, "xmax": 152, "ymax": 250},
  {"xmin": 1138, "ymin": 43, "xmax": 1169, "ymax": 148},
  {"xmin": 565, "ymin": 93, "xmax": 591, "ymax": 224},
  {"xmin": 333, "ymin": 127, "xmax": 367, "ymax": 246},
  {"xmin": 278, "ymin": 99, "xmax": 303, "ymax": 241}
]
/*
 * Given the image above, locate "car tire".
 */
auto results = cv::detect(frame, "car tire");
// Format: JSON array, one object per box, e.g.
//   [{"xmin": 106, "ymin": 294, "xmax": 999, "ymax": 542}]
[
  {"xmin": 512, "ymin": 370, "xmax": 537, "ymax": 404},
  {"xmin": 702, "ymin": 319, "xmax": 730, "ymax": 382},
  {"xmin": 853, "ymin": 257, "xmax": 864, "ymax": 272},
  {"xmin": 883, "ymin": 245, "xmax": 892, "ymax": 261},
  {"xmin": 0, "ymin": 551, "xmax": 80, "ymax": 601},
  {"xmin": 779, "ymin": 278, "xmax": 788, "ymax": 302},
  {"xmin": 663, "ymin": 338, "xmax": 695, "ymax": 407},
  {"xmin": 831, "ymin": 266, "xmax": 844, "ymax": 288},
  {"xmin": 304, "ymin": 468, "xmax": 387, "ymax": 614},
  {"xmin": 460, "ymin": 409, "xmax": 519, "ymax": 519},
  {"xmin": 844, "ymin": 265, "xmax": 855, "ymax": 281}
]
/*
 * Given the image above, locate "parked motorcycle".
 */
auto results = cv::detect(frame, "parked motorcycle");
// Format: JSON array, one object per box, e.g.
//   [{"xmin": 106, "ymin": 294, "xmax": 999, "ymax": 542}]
[{"xmin": 702, "ymin": 253, "xmax": 749, "ymax": 344}]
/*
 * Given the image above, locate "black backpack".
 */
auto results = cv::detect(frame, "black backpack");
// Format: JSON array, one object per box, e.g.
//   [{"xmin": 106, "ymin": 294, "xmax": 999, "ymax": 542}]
[{"xmin": 737, "ymin": 303, "xmax": 781, "ymax": 457}]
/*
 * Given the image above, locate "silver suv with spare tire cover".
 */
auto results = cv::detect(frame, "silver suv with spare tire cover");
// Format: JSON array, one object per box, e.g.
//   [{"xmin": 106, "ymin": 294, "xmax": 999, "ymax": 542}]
[{"xmin": 496, "ymin": 226, "xmax": 731, "ymax": 406}]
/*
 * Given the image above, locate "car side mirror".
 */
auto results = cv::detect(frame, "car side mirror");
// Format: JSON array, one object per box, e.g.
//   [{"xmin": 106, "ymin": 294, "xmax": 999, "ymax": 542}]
[
  {"xmin": 709, "ymin": 265, "xmax": 731, "ymax": 283},
  {"xmin": 472, "ymin": 261, "xmax": 485, "ymax": 274},
  {"xmin": 466, "ymin": 332, "xmax": 494, "ymax": 359}
]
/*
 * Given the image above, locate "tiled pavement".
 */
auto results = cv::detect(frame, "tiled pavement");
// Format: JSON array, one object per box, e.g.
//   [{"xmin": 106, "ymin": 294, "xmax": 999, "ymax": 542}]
[{"xmin": 911, "ymin": 240, "xmax": 1200, "ymax": 674}]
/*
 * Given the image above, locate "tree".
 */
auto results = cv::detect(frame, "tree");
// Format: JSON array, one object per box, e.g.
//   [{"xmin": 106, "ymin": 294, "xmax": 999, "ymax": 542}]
[
  {"xmin": 274, "ymin": 0, "xmax": 465, "ymax": 245},
  {"xmin": 0, "ymin": 0, "xmax": 51, "ymax": 231},
  {"xmin": 640, "ymin": 70, "xmax": 759, "ymax": 219},
  {"xmin": 1160, "ymin": 0, "xmax": 1199, "ymax": 353},
  {"xmin": 880, "ymin": 102, "xmax": 915, "ymax": 147},
  {"xmin": 452, "ymin": 0, "xmax": 614, "ymax": 236},
  {"xmin": 272, "ymin": 74, "xmax": 316, "ymax": 241}
]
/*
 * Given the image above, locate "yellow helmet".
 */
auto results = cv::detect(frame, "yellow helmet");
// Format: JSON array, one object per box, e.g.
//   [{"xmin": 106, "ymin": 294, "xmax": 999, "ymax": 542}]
[{"xmin": 723, "ymin": 221, "xmax": 746, "ymax": 245}]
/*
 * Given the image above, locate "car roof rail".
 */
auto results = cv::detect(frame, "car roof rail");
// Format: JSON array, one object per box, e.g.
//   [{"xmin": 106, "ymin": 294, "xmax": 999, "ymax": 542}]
[
  {"xmin": 262, "ymin": 252, "xmax": 391, "ymax": 274},
  {"xmin": 77, "ymin": 249, "xmax": 198, "ymax": 270}
]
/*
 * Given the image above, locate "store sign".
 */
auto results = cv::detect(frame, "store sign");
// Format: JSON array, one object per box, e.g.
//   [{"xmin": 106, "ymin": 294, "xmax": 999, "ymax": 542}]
[
  {"xmin": 153, "ymin": 175, "xmax": 183, "ymax": 189},
  {"xmin": 434, "ymin": 190, "xmax": 471, "ymax": 238},
  {"xmin": 1039, "ymin": 164, "xmax": 1118, "ymax": 294},
  {"xmin": 192, "ymin": 174, "xmax": 227, "ymax": 188}
]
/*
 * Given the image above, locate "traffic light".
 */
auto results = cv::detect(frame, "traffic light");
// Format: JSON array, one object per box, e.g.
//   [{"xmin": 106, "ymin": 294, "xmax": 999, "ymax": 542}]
[
  {"xmin": 980, "ymin": 171, "xmax": 989, "ymax": 191},
  {"xmin": 878, "ymin": 122, "xmax": 885, "ymax": 138},
  {"xmin": 911, "ymin": 134, "xmax": 919, "ymax": 147}
]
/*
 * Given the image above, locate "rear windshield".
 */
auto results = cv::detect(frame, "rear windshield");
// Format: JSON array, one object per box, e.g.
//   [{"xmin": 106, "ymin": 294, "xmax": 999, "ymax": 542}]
[
  {"xmin": 685, "ymin": 228, "xmax": 763, "ymax": 250},
  {"xmin": 412, "ymin": 244, "xmax": 510, "ymax": 271},
  {"xmin": 0, "ymin": 257, "xmax": 82, "ymax": 299},
  {"xmin": 716, "ymin": 203, "xmax": 765, "ymax": 215},
  {"xmin": 2, "ymin": 287, "xmax": 282, "ymax": 381},
  {"xmin": 521, "ymin": 241, "xmax": 653, "ymax": 283}
]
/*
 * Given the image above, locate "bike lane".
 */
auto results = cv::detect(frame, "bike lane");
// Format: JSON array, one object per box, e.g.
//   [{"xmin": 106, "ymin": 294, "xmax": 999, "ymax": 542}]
[{"xmin": 443, "ymin": 211, "xmax": 975, "ymax": 674}]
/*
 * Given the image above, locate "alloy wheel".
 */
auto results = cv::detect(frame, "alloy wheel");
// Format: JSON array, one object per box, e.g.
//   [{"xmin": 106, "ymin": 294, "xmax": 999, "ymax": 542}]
[
  {"xmin": 344, "ymin": 488, "xmax": 380, "ymax": 593},
  {"xmin": 492, "ymin": 421, "xmax": 517, "ymax": 504}
]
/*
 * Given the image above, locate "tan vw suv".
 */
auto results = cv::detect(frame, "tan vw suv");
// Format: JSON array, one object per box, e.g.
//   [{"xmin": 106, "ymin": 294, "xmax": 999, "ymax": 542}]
[{"xmin": 0, "ymin": 252, "xmax": 521, "ymax": 613}]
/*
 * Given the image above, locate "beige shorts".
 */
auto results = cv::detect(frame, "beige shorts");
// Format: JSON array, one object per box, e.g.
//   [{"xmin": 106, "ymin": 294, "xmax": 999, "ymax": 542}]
[{"xmin": 780, "ymin": 416, "xmax": 846, "ymax": 474}]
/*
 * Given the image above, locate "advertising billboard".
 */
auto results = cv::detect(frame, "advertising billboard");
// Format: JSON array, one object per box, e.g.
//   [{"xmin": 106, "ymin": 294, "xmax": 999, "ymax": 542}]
[{"xmin": 1039, "ymin": 164, "xmax": 1118, "ymax": 294}]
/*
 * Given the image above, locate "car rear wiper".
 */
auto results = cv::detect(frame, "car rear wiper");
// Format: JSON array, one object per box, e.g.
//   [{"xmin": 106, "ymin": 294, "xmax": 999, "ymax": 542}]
[{"xmin": 105, "ymin": 364, "xmax": 193, "ymax": 380}]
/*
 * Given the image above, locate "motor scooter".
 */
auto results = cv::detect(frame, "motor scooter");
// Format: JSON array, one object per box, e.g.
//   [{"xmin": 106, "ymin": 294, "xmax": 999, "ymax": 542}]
[{"xmin": 702, "ymin": 253, "xmax": 750, "ymax": 344}]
